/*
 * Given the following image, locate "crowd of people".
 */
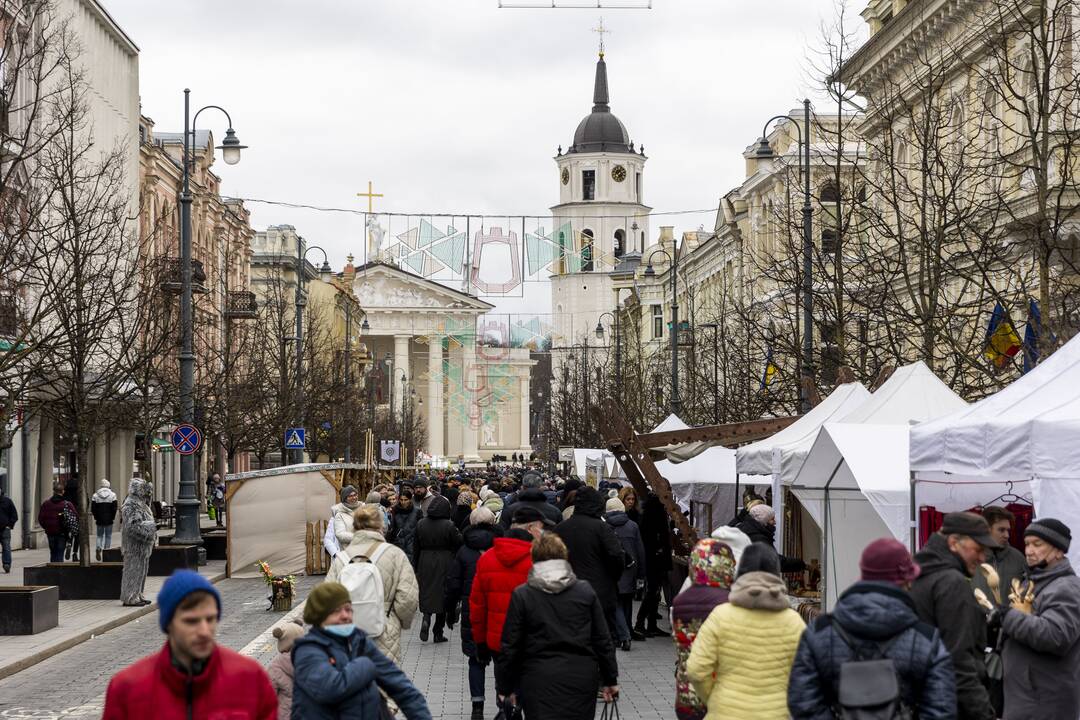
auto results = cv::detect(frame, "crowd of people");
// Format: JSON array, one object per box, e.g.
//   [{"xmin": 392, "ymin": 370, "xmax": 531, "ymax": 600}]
[{"xmin": 95, "ymin": 462, "xmax": 1080, "ymax": 720}]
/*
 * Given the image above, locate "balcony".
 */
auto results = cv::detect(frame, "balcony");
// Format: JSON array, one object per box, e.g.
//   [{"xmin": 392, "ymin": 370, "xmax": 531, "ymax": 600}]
[
  {"xmin": 158, "ymin": 257, "xmax": 208, "ymax": 295},
  {"xmin": 224, "ymin": 290, "xmax": 257, "ymax": 319}
]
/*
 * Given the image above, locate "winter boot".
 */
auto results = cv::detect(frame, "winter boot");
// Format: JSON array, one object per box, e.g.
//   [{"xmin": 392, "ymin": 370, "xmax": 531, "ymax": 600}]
[
  {"xmin": 419, "ymin": 614, "xmax": 431, "ymax": 642},
  {"xmin": 96, "ymin": 548, "xmax": 102, "ymax": 561},
  {"xmin": 471, "ymin": 702, "xmax": 484, "ymax": 720}
]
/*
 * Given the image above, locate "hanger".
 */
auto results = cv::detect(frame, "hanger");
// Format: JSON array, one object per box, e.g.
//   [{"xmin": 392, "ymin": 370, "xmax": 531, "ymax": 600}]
[{"xmin": 981, "ymin": 481, "xmax": 1032, "ymax": 507}]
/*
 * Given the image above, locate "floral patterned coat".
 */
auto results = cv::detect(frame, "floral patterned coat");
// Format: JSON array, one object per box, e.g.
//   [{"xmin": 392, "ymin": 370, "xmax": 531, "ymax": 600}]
[{"xmin": 670, "ymin": 539, "xmax": 735, "ymax": 720}]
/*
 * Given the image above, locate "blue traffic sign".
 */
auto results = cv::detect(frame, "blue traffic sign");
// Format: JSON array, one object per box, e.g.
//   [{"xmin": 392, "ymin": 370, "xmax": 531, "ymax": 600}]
[
  {"xmin": 171, "ymin": 424, "xmax": 202, "ymax": 455},
  {"xmin": 285, "ymin": 427, "xmax": 306, "ymax": 449}
]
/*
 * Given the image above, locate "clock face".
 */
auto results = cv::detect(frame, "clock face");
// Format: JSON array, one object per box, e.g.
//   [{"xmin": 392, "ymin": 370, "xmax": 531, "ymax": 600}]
[
  {"xmin": 611, "ymin": 165, "xmax": 627, "ymax": 182},
  {"xmin": 561, "ymin": 168, "xmax": 570, "ymax": 185}
]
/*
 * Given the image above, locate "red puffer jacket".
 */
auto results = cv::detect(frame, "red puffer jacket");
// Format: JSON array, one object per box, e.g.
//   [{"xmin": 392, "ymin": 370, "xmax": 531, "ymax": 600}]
[
  {"xmin": 102, "ymin": 643, "xmax": 277, "ymax": 720},
  {"xmin": 470, "ymin": 536, "xmax": 533, "ymax": 651}
]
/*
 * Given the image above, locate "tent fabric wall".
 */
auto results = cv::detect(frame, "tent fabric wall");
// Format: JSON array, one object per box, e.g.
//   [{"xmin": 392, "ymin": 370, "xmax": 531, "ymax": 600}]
[{"xmin": 227, "ymin": 468, "xmax": 338, "ymax": 579}]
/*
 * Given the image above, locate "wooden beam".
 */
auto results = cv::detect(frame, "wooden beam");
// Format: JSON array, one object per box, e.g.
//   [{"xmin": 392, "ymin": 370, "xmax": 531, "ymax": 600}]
[{"xmin": 637, "ymin": 416, "xmax": 798, "ymax": 449}]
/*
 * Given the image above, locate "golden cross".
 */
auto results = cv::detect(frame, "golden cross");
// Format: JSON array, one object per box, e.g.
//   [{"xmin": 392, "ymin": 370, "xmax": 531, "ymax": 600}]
[
  {"xmin": 592, "ymin": 17, "xmax": 610, "ymax": 57},
  {"xmin": 357, "ymin": 181, "xmax": 384, "ymax": 214}
]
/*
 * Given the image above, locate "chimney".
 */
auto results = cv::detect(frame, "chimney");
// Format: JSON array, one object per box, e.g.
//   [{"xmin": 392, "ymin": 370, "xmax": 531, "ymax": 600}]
[{"xmin": 343, "ymin": 253, "xmax": 356, "ymax": 287}]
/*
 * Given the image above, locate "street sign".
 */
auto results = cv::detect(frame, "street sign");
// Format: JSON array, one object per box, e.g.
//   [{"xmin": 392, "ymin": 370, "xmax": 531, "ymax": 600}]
[
  {"xmin": 171, "ymin": 424, "xmax": 202, "ymax": 455},
  {"xmin": 284, "ymin": 427, "xmax": 306, "ymax": 450},
  {"xmin": 380, "ymin": 440, "xmax": 401, "ymax": 463}
]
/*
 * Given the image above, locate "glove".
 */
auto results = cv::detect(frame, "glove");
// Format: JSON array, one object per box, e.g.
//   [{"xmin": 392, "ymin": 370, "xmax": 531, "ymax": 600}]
[
  {"xmin": 475, "ymin": 643, "xmax": 491, "ymax": 666},
  {"xmin": 1009, "ymin": 578, "xmax": 1036, "ymax": 615},
  {"xmin": 979, "ymin": 563, "xmax": 1003, "ymax": 605},
  {"xmin": 973, "ymin": 587, "xmax": 994, "ymax": 613}
]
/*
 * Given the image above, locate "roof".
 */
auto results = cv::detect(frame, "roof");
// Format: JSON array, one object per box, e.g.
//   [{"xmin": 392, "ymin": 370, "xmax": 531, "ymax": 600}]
[
  {"xmin": 352, "ymin": 261, "xmax": 494, "ymax": 311},
  {"xmin": 568, "ymin": 54, "xmax": 636, "ymax": 155},
  {"xmin": 154, "ymin": 130, "xmax": 211, "ymax": 149}
]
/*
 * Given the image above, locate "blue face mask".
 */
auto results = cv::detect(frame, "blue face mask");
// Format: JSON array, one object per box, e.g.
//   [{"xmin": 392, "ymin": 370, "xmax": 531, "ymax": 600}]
[{"xmin": 323, "ymin": 623, "xmax": 354, "ymax": 638}]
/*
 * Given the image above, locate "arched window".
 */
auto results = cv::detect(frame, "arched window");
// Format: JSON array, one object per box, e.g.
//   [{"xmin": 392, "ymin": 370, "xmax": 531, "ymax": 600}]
[
  {"xmin": 613, "ymin": 229, "xmax": 625, "ymax": 258},
  {"xmin": 581, "ymin": 228, "xmax": 594, "ymax": 272}
]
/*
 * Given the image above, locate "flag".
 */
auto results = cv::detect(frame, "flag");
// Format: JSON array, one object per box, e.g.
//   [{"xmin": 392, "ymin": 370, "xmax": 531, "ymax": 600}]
[
  {"xmin": 1023, "ymin": 299, "xmax": 1041, "ymax": 374},
  {"xmin": 760, "ymin": 347, "xmax": 779, "ymax": 392},
  {"xmin": 984, "ymin": 302, "xmax": 1022, "ymax": 370}
]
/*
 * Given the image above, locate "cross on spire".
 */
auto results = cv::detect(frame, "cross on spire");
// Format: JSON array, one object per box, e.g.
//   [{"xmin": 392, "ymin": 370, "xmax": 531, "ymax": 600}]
[
  {"xmin": 592, "ymin": 17, "xmax": 610, "ymax": 58},
  {"xmin": 357, "ymin": 180, "xmax": 383, "ymax": 214}
]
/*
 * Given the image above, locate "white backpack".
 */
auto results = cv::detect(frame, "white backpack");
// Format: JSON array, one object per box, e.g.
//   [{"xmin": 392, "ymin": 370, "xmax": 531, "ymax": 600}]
[{"xmin": 335, "ymin": 542, "xmax": 391, "ymax": 637}]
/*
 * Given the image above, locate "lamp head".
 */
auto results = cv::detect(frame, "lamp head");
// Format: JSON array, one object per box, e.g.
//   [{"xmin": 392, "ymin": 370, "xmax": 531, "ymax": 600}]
[
  {"xmin": 754, "ymin": 137, "xmax": 774, "ymax": 159},
  {"xmin": 643, "ymin": 264, "xmax": 656, "ymax": 277},
  {"xmin": 361, "ymin": 317, "xmax": 370, "ymax": 332},
  {"xmin": 217, "ymin": 128, "xmax": 247, "ymax": 166},
  {"xmin": 594, "ymin": 321, "xmax": 604, "ymax": 339},
  {"xmin": 319, "ymin": 260, "xmax": 332, "ymax": 278}
]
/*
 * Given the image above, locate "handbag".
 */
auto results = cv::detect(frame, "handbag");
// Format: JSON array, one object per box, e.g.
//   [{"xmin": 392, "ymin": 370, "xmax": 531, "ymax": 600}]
[
  {"xmin": 600, "ymin": 698, "xmax": 621, "ymax": 720},
  {"xmin": 493, "ymin": 697, "xmax": 523, "ymax": 720}
]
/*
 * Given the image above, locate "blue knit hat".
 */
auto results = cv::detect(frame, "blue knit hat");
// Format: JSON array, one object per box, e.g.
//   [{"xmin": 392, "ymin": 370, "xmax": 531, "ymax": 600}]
[{"xmin": 158, "ymin": 570, "xmax": 221, "ymax": 632}]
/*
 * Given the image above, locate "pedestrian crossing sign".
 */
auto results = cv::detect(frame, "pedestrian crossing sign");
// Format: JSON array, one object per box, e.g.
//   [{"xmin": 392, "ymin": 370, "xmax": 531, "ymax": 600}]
[{"xmin": 285, "ymin": 427, "xmax": 306, "ymax": 449}]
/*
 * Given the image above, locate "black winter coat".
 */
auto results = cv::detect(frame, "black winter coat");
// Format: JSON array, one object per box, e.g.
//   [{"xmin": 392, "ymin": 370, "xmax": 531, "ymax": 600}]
[
  {"xmin": 444, "ymin": 523, "xmax": 499, "ymax": 657},
  {"xmin": 388, "ymin": 504, "xmax": 420, "ymax": 563},
  {"xmin": 605, "ymin": 510, "xmax": 646, "ymax": 595},
  {"xmin": 639, "ymin": 495, "xmax": 673, "ymax": 581},
  {"xmin": 91, "ymin": 497, "xmax": 118, "ymax": 526},
  {"xmin": 496, "ymin": 561, "xmax": 618, "ymax": 720},
  {"xmin": 910, "ymin": 533, "xmax": 995, "ymax": 720},
  {"xmin": 554, "ymin": 490, "xmax": 625, "ymax": 612},
  {"xmin": 787, "ymin": 581, "xmax": 956, "ymax": 719},
  {"xmin": 0, "ymin": 492, "xmax": 17, "ymax": 529},
  {"xmin": 498, "ymin": 487, "xmax": 562, "ymax": 529},
  {"xmin": 451, "ymin": 504, "xmax": 472, "ymax": 531},
  {"xmin": 414, "ymin": 496, "xmax": 462, "ymax": 614},
  {"xmin": 735, "ymin": 516, "xmax": 806, "ymax": 574}
]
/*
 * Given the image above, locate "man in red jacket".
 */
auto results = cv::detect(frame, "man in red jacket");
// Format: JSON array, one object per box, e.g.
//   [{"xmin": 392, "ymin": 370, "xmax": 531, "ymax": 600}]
[
  {"xmin": 470, "ymin": 506, "xmax": 546, "ymax": 664},
  {"xmin": 103, "ymin": 570, "xmax": 276, "ymax": 719}
]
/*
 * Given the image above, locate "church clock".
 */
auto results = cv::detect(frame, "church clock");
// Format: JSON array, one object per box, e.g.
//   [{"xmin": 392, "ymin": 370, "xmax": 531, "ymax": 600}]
[
  {"xmin": 611, "ymin": 164, "xmax": 627, "ymax": 182},
  {"xmin": 561, "ymin": 168, "xmax": 570, "ymax": 185}
]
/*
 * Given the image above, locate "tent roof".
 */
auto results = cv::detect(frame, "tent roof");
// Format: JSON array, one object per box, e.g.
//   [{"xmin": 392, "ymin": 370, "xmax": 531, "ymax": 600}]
[
  {"xmin": 736, "ymin": 382, "xmax": 870, "ymax": 478},
  {"xmin": 840, "ymin": 361, "xmax": 968, "ymax": 425},
  {"xmin": 910, "ymin": 332, "xmax": 1080, "ymax": 479},
  {"xmin": 650, "ymin": 414, "xmax": 690, "ymax": 433}
]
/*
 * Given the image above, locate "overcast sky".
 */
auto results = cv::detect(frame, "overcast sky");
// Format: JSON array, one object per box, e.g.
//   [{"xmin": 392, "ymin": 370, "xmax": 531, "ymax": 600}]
[{"xmin": 107, "ymin": 0, "xmax": 853, "ymax": 315}]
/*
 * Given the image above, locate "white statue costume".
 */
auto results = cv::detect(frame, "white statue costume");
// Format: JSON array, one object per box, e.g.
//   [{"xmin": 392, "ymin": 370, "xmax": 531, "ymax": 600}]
[{"xmin": 119, "ymin": 478, "xmax": 156, "ymax": 605}]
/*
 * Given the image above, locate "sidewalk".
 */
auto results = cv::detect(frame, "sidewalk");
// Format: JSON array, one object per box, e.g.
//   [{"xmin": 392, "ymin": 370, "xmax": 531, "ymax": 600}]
[{"xmin": 0, "ymin": 523, "xmax": 227, "ymax": 680}]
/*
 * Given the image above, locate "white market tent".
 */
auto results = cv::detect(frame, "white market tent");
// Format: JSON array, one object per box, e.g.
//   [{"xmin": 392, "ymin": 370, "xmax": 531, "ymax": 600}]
[
  {"xmin": 736, "ymin": 382, "xmax": 871, "ymax": 548},
  {"xmin": 910, "ymin": 332, "xmax": 1080, "ymax": 564},
  {"xmin": 790, "ymin": 362, "xmax": 969, "ymax": 607},
  {"xmin": 571, "ymin": 448, "xmax": 621, "ymax": 483}
]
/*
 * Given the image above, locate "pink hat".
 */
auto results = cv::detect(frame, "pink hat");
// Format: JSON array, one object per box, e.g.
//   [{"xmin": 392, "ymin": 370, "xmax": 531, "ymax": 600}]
[{"xmin": 859, "ymin": 538, "xmax": 920, "ymax": 585}]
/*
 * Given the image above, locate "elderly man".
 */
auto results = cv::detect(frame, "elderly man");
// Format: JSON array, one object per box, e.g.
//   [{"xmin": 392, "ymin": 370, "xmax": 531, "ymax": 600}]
[
  {"xmin": 996, "ymin": 519, "xmax": 1080, "ymax": 720},
  {"xmin": 911, "ymin": 512, "xmax": 998, "ymax": 720}
]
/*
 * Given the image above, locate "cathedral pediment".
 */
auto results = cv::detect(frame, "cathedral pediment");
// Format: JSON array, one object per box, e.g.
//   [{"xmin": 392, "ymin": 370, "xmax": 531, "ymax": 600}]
[{"xmin": 352, "ymin": 262, "xmax": 493, "ymax": 313}]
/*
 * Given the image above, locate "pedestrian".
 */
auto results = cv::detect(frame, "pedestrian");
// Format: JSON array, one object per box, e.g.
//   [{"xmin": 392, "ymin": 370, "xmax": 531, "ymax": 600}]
[
  {"xmin": 470, "ymin": 506, "xmax": 541, "ymax": 673},
  {"xmin": 291, "ymin": 582, "xmax": 432, "ymax": 720},
  {"xmin": 734, "ymin": 503, "xmax": 805, "ymax": 574},
  {"xmin": 102, "ymin": 570, "xmax": 277, "ymax": 719},
  {"xmin": 787, "ymin": 538, "xmax": 956, "ymax": 719},
  {"xmin": 37, "ymin": 481, "xmax": 72, "ymax": 563},
  {"xmin": 685, "ymin": 542, "xmax": 805, "ymax": 719},
  {"xmin": 496, "ymin": 531, "xmax": 619, "ymax": 720},
  {"xmin": 331, "ymin": 485, "xmax": 360, "ymax": 550},
  {"xmin": 910, "ymin": 511, "xmax": 998, "ymax": 720},
  {"xmin": 604, "ymin": 496, "xmax": 646, "ymax": 650},
  {"xmin": 671, "ymin": 539, "xmax": 736, "ymax": 720},
  {"xmin": 445, "ymin": 506, "xmax": 501, "ymax": 720},
  {"xmin": 634, "ymin": 493, "xmax": 673, "ymax": 638},
  {"xmin": 413, "ymin": 477, "xmax": 436, "ymax": 518},
  {"xmin": 555, "ymin": 485, "xmax": 626, "ymax": 637},
  {"xmin": 91, "ymin": 478, "xmax": 118, "ymax": 561},
  {"xmin": 452, "ymin": 490, "xmax": 474, "ymax": 530},
  {"xmin": 500, "ymin": 471, "xmax": 562, "ymax": 529},
  {"xmin": 995, "ymin": 518, "xmax": 1080, "ymax": 719},
  {"xmin": 365, "ymin": 490, "xmax": 390, "ymax": 531},
  {"xmin": 414, "ymin": 494, "xmax": 462, "ymax": 643},
  {"xmin": 120, "ymin": 478, "xmax": 157, "ymax": 607},
  {"xmin": 326, "ymin": 503, "xmax": 420, "ymax": 665},
  {"xmin": 388, "ymin": 488, "xmax": 421, "ymax": 564},
  {"xmin": 211, "ymin": 475, "xmax": 226, "ymax": 528},
  {"xmin": 559, "ymin": 477, "xmax": 583, "ymax": 520},
  {"xmin": 0, "ymin": 483, "xmax": 18, "ymax": 573},
  {"xmin": 268, "ymin": 618, "xmax": 304, "ymax": 719},
  {"xmin": 479, "ymin": 486, "xmax": 504, "ymax": 522},
  {"xmin": 618, "ymin": 487, "xmax": 640, "ymax": 524}
]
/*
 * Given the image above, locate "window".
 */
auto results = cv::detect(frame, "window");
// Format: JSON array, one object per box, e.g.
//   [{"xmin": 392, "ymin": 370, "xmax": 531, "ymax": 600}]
[
  {"xmin": 580, "ymin": 229, "xmax": 594, "ymax": 271},
  {"xmin": 582, "ymin": 170, "xmax": 595, "ymax": 201},
  {"xmin": 635, "ymin": 173, "xmax": 642, "ymax": 202},
  {"xmin": 820, "ymin": 183, "xmax": 840, "ymax": 256},
  {"xmin": 613, "ymin": 229, "xmax": 625, "ymax": 258},
  {"xmin": 821, "ymin": 229, "xmax": 837, "ymax": 256},
  {"xmin": 652, "ymin": 304, "xmax": 663, "ymax": 339}
]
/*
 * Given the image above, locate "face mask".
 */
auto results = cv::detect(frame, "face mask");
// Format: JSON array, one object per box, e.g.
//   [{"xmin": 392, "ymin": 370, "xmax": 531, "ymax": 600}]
[{"xmin": 323, "ymin": 623, "xmax": 354, "ymax": 638}]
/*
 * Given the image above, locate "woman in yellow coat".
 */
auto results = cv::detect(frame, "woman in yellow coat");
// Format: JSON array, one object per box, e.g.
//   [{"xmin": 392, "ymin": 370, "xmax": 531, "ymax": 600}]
[{"xmin": 686, "ymin": 543, "xmax": 805, "ymax": 719}]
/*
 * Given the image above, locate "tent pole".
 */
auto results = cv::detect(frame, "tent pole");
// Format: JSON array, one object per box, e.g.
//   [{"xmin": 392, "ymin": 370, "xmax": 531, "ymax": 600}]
[
  {"xmin": 909, "ymin": 470, "xmax": 917, "ymax": 550},
  {"xmin": 820, "ymin": 458, "xmax": 843, "ymax": 612}
]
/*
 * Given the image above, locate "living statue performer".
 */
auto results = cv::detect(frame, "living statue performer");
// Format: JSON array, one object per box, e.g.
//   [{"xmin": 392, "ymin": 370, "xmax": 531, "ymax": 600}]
[{"xmin": 120, "ymin": 478, "xmax": 156, "ymax": 606}]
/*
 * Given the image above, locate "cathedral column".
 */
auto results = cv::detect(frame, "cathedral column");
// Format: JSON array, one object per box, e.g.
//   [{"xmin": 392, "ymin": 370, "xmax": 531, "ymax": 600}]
[
  {"xmin": 394, "ymin": 334, "xmax": 411, "ymax": 421},
  {"xmin": 461, "ymin": 341, "xmax": 481, "ymax": 462},
  {"xmin": 426, "ymin": 337, "xmax": 444, "ymax": 457},
  {"xmin": 519, "ymin": 375, "xmax": 530, "ymax": 452}
]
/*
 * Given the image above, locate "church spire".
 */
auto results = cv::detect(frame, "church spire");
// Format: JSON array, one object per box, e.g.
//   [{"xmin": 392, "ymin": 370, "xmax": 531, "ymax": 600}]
[{"xmin": 592, "ymin": 54, "xmax": 610, "ymax": 113}]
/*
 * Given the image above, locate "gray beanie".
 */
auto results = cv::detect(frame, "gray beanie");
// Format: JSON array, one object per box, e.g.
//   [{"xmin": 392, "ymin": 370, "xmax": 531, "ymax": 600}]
[{"xmin": 340, "ymin": 485, "xmax": 358, "ymax": 503}]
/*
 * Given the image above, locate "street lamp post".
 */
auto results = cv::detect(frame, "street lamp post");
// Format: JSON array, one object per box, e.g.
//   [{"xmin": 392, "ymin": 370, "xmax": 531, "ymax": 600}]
[
  {"xmin": 175, "ymin": 90, "xmax": 246, "ymax": 548},
  {"xmin": 595, "ymin": 311, "xmax": 621, "ymax": 394},
  {"xmin": 755, "ymin": 99, "xmax": 814, "ymax": 414},
  {"xmin": 292, "ymin": 239, "xmax": 331, "ymax": 464},
  {"xmin": 700, "ymin": 322, "xmax": 720, "ymax": 424},
  {"xmin": 644, "ymin": 248, "xmax": 682, "ymax": 415}
]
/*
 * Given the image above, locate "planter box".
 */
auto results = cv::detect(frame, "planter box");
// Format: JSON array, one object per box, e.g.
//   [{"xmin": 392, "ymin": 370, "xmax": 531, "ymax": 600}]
[
  {"xmin": 102, "ymin": 544, "xmax": 199, "ymax": 575},
  {"xmin": 23, "ymin": 563, "xmax": 124, "ymax": 600},
  {"xmin": 159, "ymin": 532, "xmax": 227, "ymax": 561},
  {"xmin": 0, "ymin": 586, "xmax": 60, "ymax": 634}
]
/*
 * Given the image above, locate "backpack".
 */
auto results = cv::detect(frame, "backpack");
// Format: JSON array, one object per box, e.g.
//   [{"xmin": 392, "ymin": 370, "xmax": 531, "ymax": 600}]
[
  {"xmin": 61, "ymin": 503, "xmax": 79, "ymax": 537},
  {"xmin": 832, "ymin": 621, "xmax": 911, "ymax": 720},
  {"xmin": 335, "ymin": 542, "xmax": 391, "ymax": 637}
]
